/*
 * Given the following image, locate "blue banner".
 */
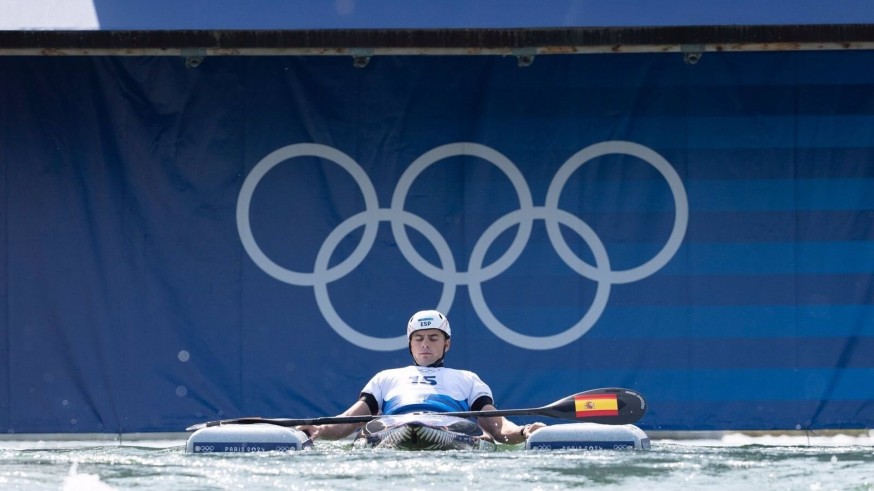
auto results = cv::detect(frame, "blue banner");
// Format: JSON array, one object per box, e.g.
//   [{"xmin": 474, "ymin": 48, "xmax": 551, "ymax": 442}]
[{"xmin": 1, "ymin": 51, "xmax": 873, "ymax": 433}]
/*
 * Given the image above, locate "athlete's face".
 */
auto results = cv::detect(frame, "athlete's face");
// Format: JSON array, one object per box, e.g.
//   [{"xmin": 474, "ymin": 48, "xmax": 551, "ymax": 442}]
[{"xmin": 409, "ymin": 329, "xmax": 450, "ymax": 366}]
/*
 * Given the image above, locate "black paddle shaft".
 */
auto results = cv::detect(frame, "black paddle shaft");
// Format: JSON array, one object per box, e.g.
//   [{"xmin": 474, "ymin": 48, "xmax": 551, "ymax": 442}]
[{"xmin": 186, "ymin": 387, "xmax": 647, "ymax": 431}]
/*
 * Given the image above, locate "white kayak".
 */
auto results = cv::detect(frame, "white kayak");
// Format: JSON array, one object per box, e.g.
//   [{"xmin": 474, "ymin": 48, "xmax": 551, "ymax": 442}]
[{"xmin": 185, "ymin": 418, "xmax": 649, "ymax": 453}]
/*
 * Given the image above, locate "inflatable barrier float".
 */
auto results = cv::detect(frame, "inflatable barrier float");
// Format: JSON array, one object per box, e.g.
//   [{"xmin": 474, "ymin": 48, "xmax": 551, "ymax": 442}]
[
  {"xmin": 526, "ymin": 422, "xmax": 650, "ymax": 450},
  {"xmin": 186, "ymin": 423, "xmax": 312, "ymax": 453}
]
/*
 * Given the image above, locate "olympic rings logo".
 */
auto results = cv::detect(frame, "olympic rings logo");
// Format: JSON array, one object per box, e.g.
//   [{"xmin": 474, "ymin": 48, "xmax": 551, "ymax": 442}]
[{"xmin": 237, "ymin": 141, "xmax": 688, "ymax": 351}]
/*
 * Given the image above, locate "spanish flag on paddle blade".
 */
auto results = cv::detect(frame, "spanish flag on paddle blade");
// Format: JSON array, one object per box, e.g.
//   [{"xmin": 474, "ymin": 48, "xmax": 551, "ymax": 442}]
[{"xmin": 574, "ymin": 394, "xmax": 619, "ymax": 418}]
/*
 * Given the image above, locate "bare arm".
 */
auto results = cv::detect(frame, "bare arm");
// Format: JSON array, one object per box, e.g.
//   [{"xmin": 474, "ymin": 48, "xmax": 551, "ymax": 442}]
[
  {"xmin": 297, "ymin": 400, "xmax": 372, "ymax": 440},
  {"xmin": 477, "ymin": 404, "xmax": 546, "ymax": 445}
]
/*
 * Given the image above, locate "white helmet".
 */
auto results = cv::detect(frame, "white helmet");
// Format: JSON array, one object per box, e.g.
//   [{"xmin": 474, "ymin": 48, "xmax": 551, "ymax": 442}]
[{"xmin": 406, "ymin": 310, "xmax": 451, "ymax": 339}]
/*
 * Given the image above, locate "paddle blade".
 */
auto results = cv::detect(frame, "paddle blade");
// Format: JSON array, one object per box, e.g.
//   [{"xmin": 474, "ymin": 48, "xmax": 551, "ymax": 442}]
[{"xmin": 539, "ymin": 387, "xmax": 647, "ymax": 425}]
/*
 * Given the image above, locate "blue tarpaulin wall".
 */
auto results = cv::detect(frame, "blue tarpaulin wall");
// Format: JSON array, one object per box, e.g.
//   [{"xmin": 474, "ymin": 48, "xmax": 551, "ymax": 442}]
[{"xmin": 1, "ymin": 51, "xmax": 872, "ymax": 433}]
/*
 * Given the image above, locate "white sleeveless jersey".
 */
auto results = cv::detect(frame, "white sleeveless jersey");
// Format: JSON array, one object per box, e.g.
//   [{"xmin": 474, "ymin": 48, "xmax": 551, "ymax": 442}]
[{"xmin": 361, "ymin": 366, "xmax": 493, "ymax": 415}]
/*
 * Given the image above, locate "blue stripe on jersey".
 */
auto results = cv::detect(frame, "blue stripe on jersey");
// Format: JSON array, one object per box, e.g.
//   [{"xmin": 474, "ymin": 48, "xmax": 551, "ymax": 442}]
[{"xmin": 382, "ymin": 394, "xmax": 470, "ymax": 415}]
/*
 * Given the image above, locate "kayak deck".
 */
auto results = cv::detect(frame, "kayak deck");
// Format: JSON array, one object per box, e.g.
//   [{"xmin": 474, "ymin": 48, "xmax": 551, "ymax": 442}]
[{"xmin": 354, "ymin": 413, "xmax": 497, "ymax": 451}]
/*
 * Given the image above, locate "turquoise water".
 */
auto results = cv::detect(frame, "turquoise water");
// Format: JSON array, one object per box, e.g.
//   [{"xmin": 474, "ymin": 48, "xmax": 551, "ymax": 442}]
[{"xmin": 1, "ymin": 434, "xmax": 872, "ymax": 490}]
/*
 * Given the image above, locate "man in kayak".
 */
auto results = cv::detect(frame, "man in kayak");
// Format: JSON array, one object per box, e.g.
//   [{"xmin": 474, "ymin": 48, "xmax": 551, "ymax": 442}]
[{"xmin": 298, "ymin": 309, "xmax": 546, "ymax": 444}]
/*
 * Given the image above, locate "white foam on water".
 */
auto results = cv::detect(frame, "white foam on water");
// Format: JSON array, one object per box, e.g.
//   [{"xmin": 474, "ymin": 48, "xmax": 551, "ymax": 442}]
[
  {"xmin": 62, "ymin": 463, "xmax": 115, "ymax": 491},
  {"xmin": 1, "ymin": 433, "xmax": 871, "ymax": 490},
  {"xmin": 657, "ymin": 430, "xmax": 874, "ymax": 447}
]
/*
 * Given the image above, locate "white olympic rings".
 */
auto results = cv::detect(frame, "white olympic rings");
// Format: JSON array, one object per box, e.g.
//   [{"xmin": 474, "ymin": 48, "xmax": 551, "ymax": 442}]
[{"xmin": 237, "ymin": 141, "xmax": 688, "ymax": 351}]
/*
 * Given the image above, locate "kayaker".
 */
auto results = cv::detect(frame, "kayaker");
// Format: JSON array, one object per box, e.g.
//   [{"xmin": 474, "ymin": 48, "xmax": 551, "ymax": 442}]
[{"xmin": 298, "ymin": 309, "xmax": 546, "ymax": 444}]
